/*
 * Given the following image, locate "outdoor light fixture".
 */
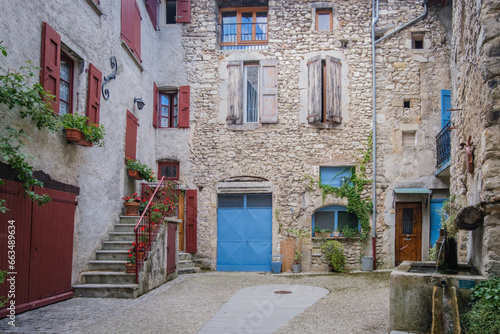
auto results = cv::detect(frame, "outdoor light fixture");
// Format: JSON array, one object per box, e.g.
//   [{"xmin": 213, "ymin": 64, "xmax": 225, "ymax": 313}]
[{"xmin": 134, "ymin": 97, "xmax": 145, "ymax": 110}]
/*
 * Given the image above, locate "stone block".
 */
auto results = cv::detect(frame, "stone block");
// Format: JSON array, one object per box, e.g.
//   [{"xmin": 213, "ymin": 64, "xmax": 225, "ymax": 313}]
[{"xmin": 393, "ymin": 62, "xmax": 407, "ymax": 68}]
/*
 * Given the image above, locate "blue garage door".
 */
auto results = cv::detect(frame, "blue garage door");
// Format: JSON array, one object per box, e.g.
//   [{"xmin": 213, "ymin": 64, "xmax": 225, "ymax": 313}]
[{"xmin": 217, "ymin": 194, "xmax": 272, "ymax": 271}]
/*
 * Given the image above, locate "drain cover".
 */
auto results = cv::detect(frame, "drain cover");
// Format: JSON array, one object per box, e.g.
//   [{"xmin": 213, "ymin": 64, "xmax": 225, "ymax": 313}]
[{"xmin": 273, "ymin": 290, "xmax": 292, "ymax": 294}]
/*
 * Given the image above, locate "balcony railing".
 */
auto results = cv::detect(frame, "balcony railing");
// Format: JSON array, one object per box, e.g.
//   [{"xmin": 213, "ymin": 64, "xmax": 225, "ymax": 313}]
[
  {"xmin": 436, "ymin": 121, "xmax": 451, "ymax": 171},
  {"xmin": 218, "ymin": 22, "xmax": 268, "ymax": 50}
]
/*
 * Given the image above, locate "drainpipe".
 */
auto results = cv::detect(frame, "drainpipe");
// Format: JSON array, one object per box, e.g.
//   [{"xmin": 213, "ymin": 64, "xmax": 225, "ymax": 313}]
[{"xmin": 371, "ymin": 0, "xmax": 428, "ymax": 270}]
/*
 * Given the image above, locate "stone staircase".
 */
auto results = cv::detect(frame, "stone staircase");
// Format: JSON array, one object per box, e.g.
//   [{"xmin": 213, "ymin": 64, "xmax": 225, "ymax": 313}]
[
  {"xmin": 73, "ymin": 216, "xmax": 140, "ymax": 298},
  {"xmin": 178, "ymin": 251, "xmax": 202, "ymax": 275}
]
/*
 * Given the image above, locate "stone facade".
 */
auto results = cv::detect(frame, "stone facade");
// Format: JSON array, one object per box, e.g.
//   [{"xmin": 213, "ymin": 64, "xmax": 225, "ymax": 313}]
[{"xmin": 449, "ymin": 0, "xmax": 500, "ymax": 277}]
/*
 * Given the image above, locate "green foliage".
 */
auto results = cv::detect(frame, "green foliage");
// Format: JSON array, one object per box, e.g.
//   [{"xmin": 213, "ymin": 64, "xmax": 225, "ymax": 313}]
[
  {"xmin": 341, "ymin": 226, "xmax": 359, "ymax": 239},
  {"xmin": 320, "ymin": 240, "xmax": 346, "ymax": 272},
  {"xmin": 439, "ymin": 195, "xmax": 465, "ymax": 238},
  {"xmin": 0, "ymin": 270, "xmax": 8, "ymax": 308},
  {"xmin": 60, "ymin": 113, "xmax": 106, "ymax": 147},
  {"xmin": 429, "ymin": 244, "xmax": 437, "ymax": 261},
  {"xmin": 125, "ymin": 157, "xmax": 155, "ymax": 182},
  {"xmin": 462, "ymin": 277, "xmax": 500, "ymax": 334}
]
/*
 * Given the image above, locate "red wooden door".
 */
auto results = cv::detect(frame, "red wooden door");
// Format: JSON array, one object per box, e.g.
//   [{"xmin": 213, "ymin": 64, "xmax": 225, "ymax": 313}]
[
  {"xmin": 395, "ymin": 202, "xmax": 422, "ymax": 265},
  {"xmin": 185, "ymin": 190, "xmax": 197, "ymax": 253},
  {"xmin": 167, "ymin": 223, "xmax": 177, "ymax": 274}
]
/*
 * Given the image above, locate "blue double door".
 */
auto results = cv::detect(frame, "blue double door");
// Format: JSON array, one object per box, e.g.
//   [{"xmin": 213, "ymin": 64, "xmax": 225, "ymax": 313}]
[{"xmin": 217, "ymin": 194, "xmax": 272, "ymax": 271}]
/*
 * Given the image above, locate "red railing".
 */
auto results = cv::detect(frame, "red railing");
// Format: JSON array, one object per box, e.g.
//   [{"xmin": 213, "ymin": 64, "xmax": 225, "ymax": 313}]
[{"xmin": 133, "ymin": 177, "xmax": 180, "ymax": 283}]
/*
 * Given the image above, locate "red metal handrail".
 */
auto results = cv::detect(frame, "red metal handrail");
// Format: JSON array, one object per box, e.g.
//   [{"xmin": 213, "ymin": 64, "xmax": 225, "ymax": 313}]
[{"xmin": 132, "ymin": 176, "xmax": 180, "ymax": 283}]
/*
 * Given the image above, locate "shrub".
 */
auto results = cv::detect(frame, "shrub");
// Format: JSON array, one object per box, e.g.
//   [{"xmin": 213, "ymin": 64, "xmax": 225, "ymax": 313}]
[
  {"xmin": 320, "ymin": 240, "xmax": 346, "ymax": 272},
  {"xmin": 462, "ymin": 277, "xmax": 500, "ymax": 334}
]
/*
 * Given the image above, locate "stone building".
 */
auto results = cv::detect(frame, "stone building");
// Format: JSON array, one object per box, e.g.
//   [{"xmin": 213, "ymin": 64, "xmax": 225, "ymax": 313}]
[{"xmin": 4, "ymin": 0, "xmax": 494, "ymax": 310}]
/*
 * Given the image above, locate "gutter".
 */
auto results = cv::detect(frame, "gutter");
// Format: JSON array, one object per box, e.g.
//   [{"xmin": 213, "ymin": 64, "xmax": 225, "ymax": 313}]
[{"xmin": 371, "ymin": 0, "xmax": 429, "ymax": 270}]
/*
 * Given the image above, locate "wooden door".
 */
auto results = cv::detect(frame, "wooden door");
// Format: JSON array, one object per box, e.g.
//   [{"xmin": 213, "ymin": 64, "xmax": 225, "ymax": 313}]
[
  {"xmin": 395, "ymin": 202, "xmax": 422, "ymax": 265},
  {"xmin": 178, "ymin": 191, "xmax": 185, "ymax": 251}
]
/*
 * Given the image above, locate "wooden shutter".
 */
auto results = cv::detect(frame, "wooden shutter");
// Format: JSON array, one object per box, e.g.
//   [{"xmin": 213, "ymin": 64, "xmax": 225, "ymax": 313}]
[
  {"xmin": 86, "ymin": 63, "xmax": 102, "ymax": 124},
  {"xmin": 259, "ymin": 59, "xmax": 278, "ymax": 123},
  {"xmin": 325, "ymin": 56, "xmax": 342, "ymax": 123},
  {"xmin": 121, "ymin": 0, "xmax": 142, "ymax": 62},
  {"xmin": 176, "ymin": 0, "xmax": 191, "ymax": 23},
  {"xmin": 167, "ymin": 222, "xmax": 177, "ymax": 274},
  {"xmin": 307, "ymin": 55, "xmax": 321, "ymax": 123},
  {"xmin": 40, "ymin": 22, "xmax": 61, "ymax": 113},
  {"xmin": 226, "ymin": 61, "xmax": 243, "ymax": 124},
  {"xmin": 153, "ymin": 82, "xmax": 159, "ymax": 128},
  {"xmin": 178, "ymin": 85, "xmax": 190, "ymax": 128},
  {"xmin": 145, "ymin": 0, "xmax": 159, "ymax": 30},
  {"xmin": 441, "ymin": 89, "xmax": 451, "ymax": 128},
  {"xmin": 125, "ymin": 110, "xmax": 139, "ymax": 159},
  {"xmin": 185, "ymin": 189, "xmax": 197, "ymax": 253}
]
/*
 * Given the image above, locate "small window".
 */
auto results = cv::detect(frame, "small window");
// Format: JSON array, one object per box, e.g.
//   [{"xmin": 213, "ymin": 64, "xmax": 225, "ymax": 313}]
[
  {"xmin": 320, "ymin": 166, "xmax": 353, "ymax": 187},
  {"xmin": 166, "ymin": 0, "xmax": 176, "ymax": 24},
  {"xmin": 158, "ymin": 161, "xmax": 179, "ymax": 180},
  {"xmin": 160, "ymin": 91, "xmax": 179, "ymax": 128},
  {"xmin": 316, "ymin": 9, "xmax": 332, "ymax": 31},
  {"xmin": 411, "ymin": 33, "xmax": 424, "ymax": 49},
  {"xmin": 59, "ymin": 52, "xmax": 74, "ymax": 115},
  {"xmin": 403, "ymin": 100, "xmax": 411, "ymax": 108},
  {"xmin": 402, "ymin": 131, "xmax": 416, "ymax": 147}
]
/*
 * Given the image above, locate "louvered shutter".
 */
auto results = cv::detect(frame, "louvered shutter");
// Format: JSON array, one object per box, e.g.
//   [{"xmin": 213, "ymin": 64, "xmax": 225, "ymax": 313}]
[
  {"xmin": 259, "ymin": 59, "xmax": 278, "ymax": 123},
  {"xmin": 325, "ymin": 56, "xmax": 342, "ymax": 123},
  {"xmin": 153, "ymin": 82, "xmax": 159, "ymax": 128},
  {"xmin": 185, "ymin": 189, "xmax": 197, "ymax": 253},
  {"xmin": 226, "ymin": 61, "xmax": 243, "ymax": 124},
  {"xmin": 41, "ymin": 22, "xmax": 61, "ymax": 113},
  {"xmin": 176, "ymin": 0, "xmax": 191, "ymax": 23},
  {"xmin": 307, "ymin": 55, "xmax": 322, "ymax": 123},
  {"xmin": 121, "ymin": 0, "xmax": 142, "ymax": 62},
  {"xmin": 86, "ymin": 64, "xmax": 102, "ymax": 124},
  {"xmin": 125, "ymin": 110, "xmax": 139, "ymax": 160},
  {"xmin": 178, "ymin": 85, "xmax": 190, "ymax": 128},
  {"xmin": 145, "ymin": 0, "xmax": 159, "ymax": 30}
]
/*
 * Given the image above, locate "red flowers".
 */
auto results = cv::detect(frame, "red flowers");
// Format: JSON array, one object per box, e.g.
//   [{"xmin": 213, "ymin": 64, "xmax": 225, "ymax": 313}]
[{"xmin": 122, "ymin": 193, "xmax": 141, "ymax": 203}]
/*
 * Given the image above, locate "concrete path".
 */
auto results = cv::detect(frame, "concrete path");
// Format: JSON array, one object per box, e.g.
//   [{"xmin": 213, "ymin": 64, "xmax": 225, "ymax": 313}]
[{"xmin": 198, "ymin": 284, "xmax": 329, "ymax": 334}]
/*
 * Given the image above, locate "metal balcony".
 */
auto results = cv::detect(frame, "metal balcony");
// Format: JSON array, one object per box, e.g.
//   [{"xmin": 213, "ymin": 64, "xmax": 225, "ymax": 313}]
[{"xmin": 435, "ymin": 121, "xmax": 451, "ymax": 175}]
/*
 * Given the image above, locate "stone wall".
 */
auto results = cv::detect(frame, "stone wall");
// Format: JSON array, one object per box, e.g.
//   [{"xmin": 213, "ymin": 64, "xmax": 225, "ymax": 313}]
[{"xmin": 449, "ymin": 0, "xmax": 500, "ymax": 276}]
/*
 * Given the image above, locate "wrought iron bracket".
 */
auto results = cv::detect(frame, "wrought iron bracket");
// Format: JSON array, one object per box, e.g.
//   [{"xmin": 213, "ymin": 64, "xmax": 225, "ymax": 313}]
[{"xmin": 102, "ymin": 56, "xmax": 118, "ymax": 100}]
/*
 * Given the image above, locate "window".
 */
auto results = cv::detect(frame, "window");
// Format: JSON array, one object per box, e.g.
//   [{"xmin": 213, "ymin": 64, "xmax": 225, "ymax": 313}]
[
  {"xmin": 403, "ymin": 99, "xmax": 411, "ymax": 109},
  {"xmin": 158, "ymin": 161, "xmax": 179, "ymax": 180},
  {"xmin": 411, "ymin": 33, "xmax": 424, "ymax": 49},
  {"xmin": 220, "ymin": 7, "xmax": 268, "ymax": 50},
  {"xmin": 121, "ymin": 0, "xmax": 142, "ymax": 62},
  {"xmin": 320, "ymin": 166, "xmax": 353, "ymax": 187},
  {"xmin": 226, "ymin": 59, "xmax": 278, "ymax": 125},
  {"xmin": 153, "ymin": 84, "xmax": 190, "ymax": 128},
  {"xmin": 312, "ymin": 205, "xmax": 359, "ymax": 236},
  {"xmin": 59, "ymin": 53, "xmax": 74, "ymax": 115},
  {"xmin": 166, "ymin": 0, "xmax": 191, "ymax": 24},
  {"xmin": 307, "ymin": 56, "xmax": 342, "ymax": 124},
  {"xmin": 316, "ymin": 9, "xmax": 332, "ymax": 31}
]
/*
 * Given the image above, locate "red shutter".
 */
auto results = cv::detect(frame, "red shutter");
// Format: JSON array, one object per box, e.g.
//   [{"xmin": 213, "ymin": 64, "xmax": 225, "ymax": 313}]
[
  {"xmin": 153, "ymin": 82, "xmax": 159, "ymax": 128},
  {"xmin": 86, "ymin": 63, "xmax": 102, "ymax": 124},
  {"xmin": 145, "ymin": 0, "xmax": 159, "ymax": 30},
  {"xmin": 121, "ymin": 0, "xmax": 142, "ymax": 62},
  {"xmin": 185, "ymin": 189, "xmax": 197, "ymax": 253},
  {"xmin": 125, "ymin": 110, "xmax": 139, "ymax": 160},
  {"xmin": 167, "ymin": 222, "xmax": 177, "ymax": 274},
  {"xmin": 40, "ymin": 22, "xmax": 61, "ymax": 113},
  {"xmin": 178, "ymin": 85, "xmax": 190, "ymax": 128},
  {"xmin": 176, "ymin": 0, "xmax": 191, "ymax": 23}
]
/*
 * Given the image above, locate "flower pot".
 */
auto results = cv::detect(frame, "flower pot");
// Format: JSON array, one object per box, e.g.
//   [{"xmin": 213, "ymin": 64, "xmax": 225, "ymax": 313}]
[
  {"xmin": 124, "ymin": 201, "xmax": 140, "ymax": 216},
  {"xmin": 64, "ymin": 128, "xmax": 92, "ymax": 147},
  {"xmin": 128, "ymin": 169, "xmax": 142, "ymax": 180},
  {"xmin": 292, "ymin": 263, "xmax": 301, "ymax": 273},
  {"xmin": 361, "ymin": 257, "xmax": 373, "ymax": 271},
  {"xmin": 333, "ymin": 231, "xmax": 340, "ymax": 237},
  {"xmin": 125, "ymin": 263, "xmax": 136, "ymax": 273},
  {"xmin": 271, "ymin": 255, "xmax": 283, "ymax": 274}
]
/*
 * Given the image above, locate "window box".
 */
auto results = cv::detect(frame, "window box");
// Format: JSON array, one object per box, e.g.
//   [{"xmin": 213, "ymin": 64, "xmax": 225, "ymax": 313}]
[
  {"xmin": 127, "ymin": 169, "xmax": 142, "ymax": 180},
  {"xmin": 64, "ymin": 128, "xmax": 93, "ymax": 147}
]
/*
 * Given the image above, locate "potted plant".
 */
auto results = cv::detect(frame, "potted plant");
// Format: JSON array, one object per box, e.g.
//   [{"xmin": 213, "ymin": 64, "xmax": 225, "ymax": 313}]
[
  {"xmin": 125, "ymin": 157, "xmax": 155, "ymax": 182},
  {"xmin": 333, "ymin": 228, "xmax": 340, "ymax": 237},
  {"xmin": 122, "ymin": 193, "xmax": 141, "ymax": 216},
  {"xmin": 320, "ymin": 240, "xmax": 346, "ymax": 272},
  {"xmin": 288, "ymin": 227, "xmax": 311, "ymax": 273},
  {"xmin": 313, "ymin": 225, "xmax": 323, "ymax": 238},
  {"xmin": 60, "ymin": 113, "xmax": 106, "ymax": 147},
  {"xmin": 125, "ymin": 242, "xmax": 145, "ymax": 273},
  {"xmin": 292, "ymin": 249, "xmax": 302, "ymax": 273}
]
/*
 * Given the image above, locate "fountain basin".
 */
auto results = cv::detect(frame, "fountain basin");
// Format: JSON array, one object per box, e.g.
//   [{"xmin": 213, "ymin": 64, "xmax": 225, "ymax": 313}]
[{"xmin": 390, "ymin": 261, "xmax": 486, "ymax": 333}]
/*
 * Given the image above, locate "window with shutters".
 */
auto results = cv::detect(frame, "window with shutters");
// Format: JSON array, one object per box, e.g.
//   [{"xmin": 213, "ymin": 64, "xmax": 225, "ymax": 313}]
[
  {"xmin": 158, "ymin": 161, "xmax": 180, "ymax": 180},
  {"xmin": 307, "ymin": 55, "xmax": 343, "ymax": 124},
  {"xmin": 153, "ymin": 84, "xmax": 190, "ymax": 128},
  {"xmin": 165, "ymin": 0, "xmax": 191, "ymax": 24},
  {"xmin": 226, "ymin": 59, "xmax": 278, "ymax": 126},
  {"xmin": 219, "ymin": 7, "xmax": 268, "ymax": 50}
]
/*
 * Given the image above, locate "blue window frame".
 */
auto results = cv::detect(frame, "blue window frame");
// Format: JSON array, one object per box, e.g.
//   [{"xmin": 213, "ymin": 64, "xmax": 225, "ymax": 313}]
[
  {"xmin": 320, "ymin": 166, "xmax": 353, "ymax": 187},
  {"xmin": 312, "ymin": 205, "xmax": 359, "ymax": 237}
]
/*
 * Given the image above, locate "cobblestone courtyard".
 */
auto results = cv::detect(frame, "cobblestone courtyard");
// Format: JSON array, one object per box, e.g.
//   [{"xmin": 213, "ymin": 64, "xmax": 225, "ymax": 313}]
[{"xmin": 0, "ymin": 271, "xmax": 391, "ymax": 334}]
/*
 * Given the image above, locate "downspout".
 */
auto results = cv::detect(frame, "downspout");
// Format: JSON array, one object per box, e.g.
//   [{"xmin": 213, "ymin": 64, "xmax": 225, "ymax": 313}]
[{"xmin": 371, "ymin": 0, "xmax": 428, "ymax": 270}]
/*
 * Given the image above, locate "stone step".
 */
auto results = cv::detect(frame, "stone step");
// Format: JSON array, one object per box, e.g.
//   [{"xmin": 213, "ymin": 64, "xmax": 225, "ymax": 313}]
[
  {"xmin": 108, "ymin": 232, "xmax": 136, "ymax": 241},
  {"xmin": 178, "ymin": 260, "xmax": 196, "ymax": 269},
  {"xmin": 119, "ymin": 215, "xmax": 141, "ymax": 225},
  {"xmin": 88, "ymin": 260, "xmax": 129, "ymax": 272},
  {"xmin": 96, "ymin": 250, "xmax": 129, "ymax": 261},
  {"xmin": 114, "ymin": 224, "xmax": 136, "ymax": 233},
  {"xmin": 178, "ymin": 267, "xmax": 200, "ymax": 275},
  {"xmin": 81, "ymin": 271, "xmax": 136, "ymax": 284},
  {"xmin": 178, "ymin": 252, "xmax": 192, "ymax": 261},
  {"xmin": 73, "ymin": 284, "xmax": 139, "ymax": 299},
  {"xmin": 102, "ymin": 241, "xmax": 133, "ymax": 250}
]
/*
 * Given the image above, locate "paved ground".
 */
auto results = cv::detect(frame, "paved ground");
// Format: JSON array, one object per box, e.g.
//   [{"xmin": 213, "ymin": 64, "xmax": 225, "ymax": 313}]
[{"xmin": 0, "ymin": 271, "xmax": 392, "ymax": 334}]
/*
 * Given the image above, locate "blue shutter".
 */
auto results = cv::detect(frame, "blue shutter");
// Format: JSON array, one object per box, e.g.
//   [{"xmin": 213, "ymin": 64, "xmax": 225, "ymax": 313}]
[{"xmin": 441, "ymin": 89, "xmax": 451, "ymax": 129}]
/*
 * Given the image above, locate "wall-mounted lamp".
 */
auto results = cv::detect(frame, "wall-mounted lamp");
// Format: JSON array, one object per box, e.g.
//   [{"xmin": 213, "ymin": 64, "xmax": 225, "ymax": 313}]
[{"xmin": 134, "ymin": 97, "xmax": 145, "ymax": 110}]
